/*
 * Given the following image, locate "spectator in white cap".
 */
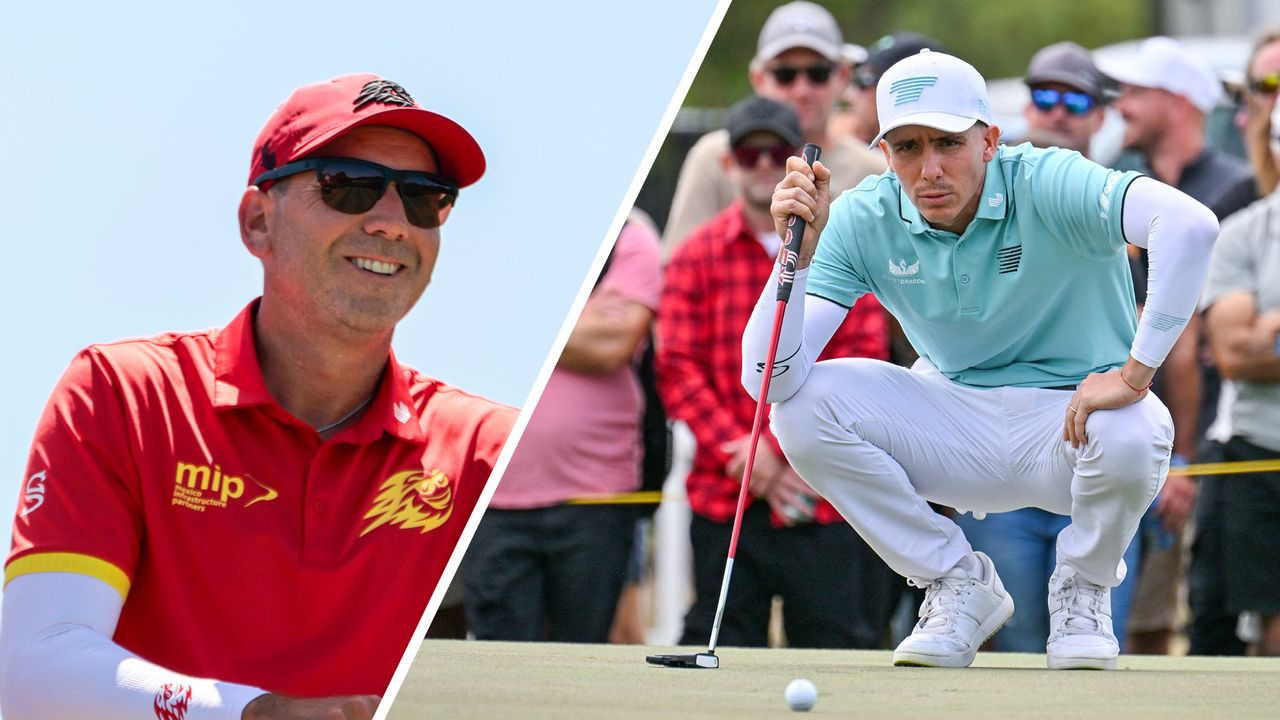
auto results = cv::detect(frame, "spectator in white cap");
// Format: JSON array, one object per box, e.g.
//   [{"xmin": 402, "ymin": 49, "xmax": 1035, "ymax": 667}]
[
  {"xmin": 660, "ymin": 0, "xmax": 884, "ymax": 258},
  {"xmin": 750, "ymin": 48, "xmax": 1220, "ymax": 671},
  {"xmin": 1101, "ymin": 36, "xmax": 1255, "ymax": 219}
]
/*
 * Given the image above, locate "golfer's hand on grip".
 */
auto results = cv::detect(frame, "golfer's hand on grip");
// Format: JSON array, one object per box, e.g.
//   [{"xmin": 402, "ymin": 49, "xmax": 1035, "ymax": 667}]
[
  {"xmin": 242, "ymin": 693, "xmax": 380, "ymax": 720},
  {"xmin": 771, "ymin": 156, "xmax": 832, "ymax": 270}
]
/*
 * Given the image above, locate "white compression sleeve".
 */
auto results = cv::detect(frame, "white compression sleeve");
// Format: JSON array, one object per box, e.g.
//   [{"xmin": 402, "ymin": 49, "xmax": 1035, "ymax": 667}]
[
  {"xmin": 741, "ymin": 264, "xmax": 849, "ymax": 403},
  {"xmin": 0, "ymin": 573, "xmax": 266, "ymax": 720},
  {"xmin": 1120, "ymin": 176, "xmax": 1220, "ymax": 368}
]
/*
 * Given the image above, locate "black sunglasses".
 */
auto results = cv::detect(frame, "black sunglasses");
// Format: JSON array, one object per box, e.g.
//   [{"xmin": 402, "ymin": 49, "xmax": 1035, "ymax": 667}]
[
  {"xmin": 732, "ymin": 143, "xmax": 796, "ymax": 167},
  {"xmin": 253, "ymin": 157, "xmax": 458, "ymax": 229},
  {"xmin": 1249, "ymin": 72, "xmax": 1280, "ymax": 96},
  {"xmin": 1030, "ymin": 87, "xmax": 1097, "ymax": 116},
  {"xmin": 769, "ymin": 64, "xmax": 835, "ymax": 86}
]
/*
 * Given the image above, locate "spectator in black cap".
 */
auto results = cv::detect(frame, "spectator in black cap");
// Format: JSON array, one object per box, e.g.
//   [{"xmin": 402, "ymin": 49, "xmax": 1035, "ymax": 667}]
[{"xmin": 840, "ymin": 32, "xmax": 947, "ymax": 146}]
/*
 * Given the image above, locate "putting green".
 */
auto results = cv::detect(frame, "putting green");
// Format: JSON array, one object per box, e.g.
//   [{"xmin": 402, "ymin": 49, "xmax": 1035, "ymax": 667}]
[{"xmin": 388, "ymin": 641, "xmax": 1280, "ymax": 718}]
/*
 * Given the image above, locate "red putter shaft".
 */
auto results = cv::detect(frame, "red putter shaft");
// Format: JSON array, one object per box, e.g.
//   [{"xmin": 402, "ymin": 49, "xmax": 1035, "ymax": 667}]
[{"xmin": 706, "ymin": 143, "xmax": 822, "ymax": 657}]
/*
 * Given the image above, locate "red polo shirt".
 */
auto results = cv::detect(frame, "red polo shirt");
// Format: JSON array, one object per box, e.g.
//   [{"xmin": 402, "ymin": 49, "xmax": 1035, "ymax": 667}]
[{"xmin": 5, "ymin": 300, "xmax": 516, "ymax": 697}]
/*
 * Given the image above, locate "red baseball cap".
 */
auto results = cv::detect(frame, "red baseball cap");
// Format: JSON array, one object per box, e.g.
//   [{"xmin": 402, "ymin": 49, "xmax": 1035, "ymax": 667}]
[{"xmin": 248, "ymin": 73, "xmax": 485, "ymax": 188}]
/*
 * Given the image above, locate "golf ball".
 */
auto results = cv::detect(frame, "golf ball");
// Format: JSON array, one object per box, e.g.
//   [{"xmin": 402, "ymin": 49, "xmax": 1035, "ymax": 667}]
[{"xmin": 785, "ymin": 678, "xmax": 817, "ymax": 712}]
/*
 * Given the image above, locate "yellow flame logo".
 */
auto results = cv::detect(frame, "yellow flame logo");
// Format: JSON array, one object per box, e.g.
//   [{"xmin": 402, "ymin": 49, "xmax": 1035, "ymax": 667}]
[{"xmin": 360, "ymin": 469, "xmax": 453, "ymax": 537}]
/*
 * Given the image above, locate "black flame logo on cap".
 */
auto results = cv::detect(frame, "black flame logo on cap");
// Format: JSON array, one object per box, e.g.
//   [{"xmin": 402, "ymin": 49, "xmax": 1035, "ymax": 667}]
[
  {"xmin": 259, "ymin": 141, "xmax": 277, "ymax": 171},
  {"xmin": 354, "ymin": 79, "xmax": 416, "ymax": 111}
]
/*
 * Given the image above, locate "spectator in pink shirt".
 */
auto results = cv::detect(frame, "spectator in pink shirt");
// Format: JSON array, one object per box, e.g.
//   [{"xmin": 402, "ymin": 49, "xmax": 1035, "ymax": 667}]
[{"xmin": 463, "ymin": 214, "xmax": 663, "ymax": 641}]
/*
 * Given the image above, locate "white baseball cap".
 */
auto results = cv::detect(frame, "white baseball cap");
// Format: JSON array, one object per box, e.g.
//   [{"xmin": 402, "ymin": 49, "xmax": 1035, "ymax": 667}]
[
  {"xmin": 1095, "ymin": 36, "xmax": 1222, "ymax": 113},
  {"xmin": 872, "ymin": 49, "xmax": 993, "ymax": 146}
]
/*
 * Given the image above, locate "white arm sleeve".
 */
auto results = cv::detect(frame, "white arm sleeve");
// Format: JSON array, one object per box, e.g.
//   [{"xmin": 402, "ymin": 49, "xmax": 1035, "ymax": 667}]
[
  {"xmin": 742, "ymin": 264, "xmax": 849, "ymax": 403},
  {"xmin": 0, "ymin": 573, "xmax": 266, "ymax": 720},
  {"xmin": 1121, "ymin": 176, "xmax": 1220, "ymax": 367}
]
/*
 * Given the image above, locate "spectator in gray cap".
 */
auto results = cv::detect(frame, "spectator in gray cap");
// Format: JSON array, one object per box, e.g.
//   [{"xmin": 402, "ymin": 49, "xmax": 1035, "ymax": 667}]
[
  {"xmin": 1018, "ymin": 42, "xmax": 1110, "ymax": 156},
  {"xmin": 661, "ymin": 0, "xmax": 884, "ymax": 258}
]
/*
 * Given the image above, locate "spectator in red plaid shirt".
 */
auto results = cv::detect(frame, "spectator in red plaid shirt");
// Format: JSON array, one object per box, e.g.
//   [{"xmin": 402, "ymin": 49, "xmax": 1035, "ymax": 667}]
[{"xmin": 656, "ymin": 95, "xmax": 896, "ymax": 648}]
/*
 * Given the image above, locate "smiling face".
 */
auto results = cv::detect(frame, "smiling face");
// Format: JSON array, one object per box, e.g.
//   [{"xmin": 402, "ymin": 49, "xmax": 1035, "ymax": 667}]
[
  {"xmin": 240, "ymin": 125, "xmax": 445, "ymax": 337},
  {"xmin": 881, "ymin": 122, "xmax": 998, "ymax": 234}
]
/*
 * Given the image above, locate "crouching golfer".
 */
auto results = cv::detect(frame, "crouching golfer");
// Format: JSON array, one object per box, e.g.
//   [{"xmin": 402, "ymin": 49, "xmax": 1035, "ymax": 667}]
[{"xmin": 745, "ymin": 50, "xmax": 1217, "ymax": 670}]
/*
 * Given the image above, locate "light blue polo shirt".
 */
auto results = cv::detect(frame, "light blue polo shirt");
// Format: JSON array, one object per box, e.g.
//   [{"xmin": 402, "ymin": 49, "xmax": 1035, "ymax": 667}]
[{"xmin": 808, "ymin": 143, "xmax": 1140, "ymax": 389}]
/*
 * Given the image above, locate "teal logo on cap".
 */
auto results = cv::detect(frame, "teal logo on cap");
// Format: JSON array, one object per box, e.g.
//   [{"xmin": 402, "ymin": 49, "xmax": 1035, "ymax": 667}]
[{"xmin": 889, "ymin": 75, "xmax": 938, "ymax": 106}]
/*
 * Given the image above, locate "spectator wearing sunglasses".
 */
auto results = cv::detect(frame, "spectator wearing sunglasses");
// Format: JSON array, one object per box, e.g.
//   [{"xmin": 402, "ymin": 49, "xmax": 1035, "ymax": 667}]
[
  {"xmin": 658, "ymin": 95, "xmax": 896, "ymax": 650},
  {"xmin": 1189, "ymin": 27, "xmax": 1280, "ymax": 658},
  {"xmin": 661, "ymin": 1, "xmax": 884, "ymax": 258},
  {"xmin": 949, "ymin": 41, "xmax": 1144, "ymax": 658},
  {"xmin": 0, "ymin": 74, "xmax": 515, "ymax": 720},
  {"xmin": 1236, "ymin": 31, "xmax": 1280, "ymax": 198},
  {"xmin": 1098, "ymin": 37, "xmax": 1257, "ymax": 658},
  {"xmin": 1016, "ymin": 42, "xmax": 1109, "ymax": 156}
]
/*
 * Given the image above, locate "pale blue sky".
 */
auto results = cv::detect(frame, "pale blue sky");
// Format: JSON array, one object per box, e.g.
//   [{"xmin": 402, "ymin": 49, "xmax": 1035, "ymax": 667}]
[{"xmin": 0, "ymin": 2, "xmax": 718, "ymax": 561}]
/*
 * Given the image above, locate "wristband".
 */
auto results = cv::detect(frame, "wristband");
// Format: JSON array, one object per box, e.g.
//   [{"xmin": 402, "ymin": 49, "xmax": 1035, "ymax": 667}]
[{"xmin": 1120, "ymin": 372, "xmax": 1152, "ymax": 396}]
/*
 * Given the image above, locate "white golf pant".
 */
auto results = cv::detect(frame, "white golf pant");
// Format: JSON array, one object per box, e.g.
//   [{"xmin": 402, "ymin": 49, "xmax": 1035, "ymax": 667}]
[{"xmin": 771, "ymin": 358, "xmax": 1173, "ymax": 588}]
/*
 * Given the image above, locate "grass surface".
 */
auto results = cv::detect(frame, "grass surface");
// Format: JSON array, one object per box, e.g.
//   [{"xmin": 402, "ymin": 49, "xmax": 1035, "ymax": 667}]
[{"xmin": 390, "ymin": 640, "xmax": 1280, "ymax": 718}]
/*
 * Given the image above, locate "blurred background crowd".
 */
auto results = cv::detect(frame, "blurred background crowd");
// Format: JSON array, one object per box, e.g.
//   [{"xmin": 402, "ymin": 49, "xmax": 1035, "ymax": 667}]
[{"xmin": 434, "ymin": 0, "xmax": 1280, "ymax": 659}]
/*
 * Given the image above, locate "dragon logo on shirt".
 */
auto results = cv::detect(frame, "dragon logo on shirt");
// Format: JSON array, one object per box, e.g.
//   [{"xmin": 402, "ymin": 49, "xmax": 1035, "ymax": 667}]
[
  {"xmin": 154, "ymin": 683, "xmax": 192, "ymax": 720},
  {"xmin": 889, "ymin": 258, "xmax": 920, "ymax": 276},
  {"xmin": 360, "ymin": 469, "xmax": 453, "ymax": 537}
]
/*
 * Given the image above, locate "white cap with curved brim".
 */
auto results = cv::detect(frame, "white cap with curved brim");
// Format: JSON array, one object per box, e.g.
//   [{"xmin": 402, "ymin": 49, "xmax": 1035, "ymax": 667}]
[
  {"xmin": 871, "ymin": 49, "xmax": 993, "ymax": 147},
  {"xmin": 1095, "ymin": 36, "xmax": 1221, "ymax": 114}
]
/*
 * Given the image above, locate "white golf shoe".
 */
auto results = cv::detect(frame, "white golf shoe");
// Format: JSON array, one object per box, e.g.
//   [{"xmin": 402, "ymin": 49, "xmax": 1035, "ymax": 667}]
[
  {"xmin": 893, "ymin": 551, "xmax": 1014, "ymax": 668},
  {"xmin": 1046, "ymin": 564, "xmax": 1119, "ymax": 670}
]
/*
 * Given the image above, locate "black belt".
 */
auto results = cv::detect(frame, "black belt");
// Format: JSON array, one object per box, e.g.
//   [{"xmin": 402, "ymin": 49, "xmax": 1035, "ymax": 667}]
[{"xmin": 1044, "ymin": 385, "xmax": 1078, "ymax": 391}]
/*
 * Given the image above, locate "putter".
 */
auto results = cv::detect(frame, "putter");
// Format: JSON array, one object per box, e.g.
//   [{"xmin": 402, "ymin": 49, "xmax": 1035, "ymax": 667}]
[{"xmin": 647, "ymin": 144, "xmax": 821, "ymax": 670}]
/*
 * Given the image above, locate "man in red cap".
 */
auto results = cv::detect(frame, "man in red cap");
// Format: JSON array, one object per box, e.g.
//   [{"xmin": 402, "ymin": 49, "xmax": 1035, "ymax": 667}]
[{"xmin": 0, "ymin": 73, "xmax": 514, "ymax": 720}]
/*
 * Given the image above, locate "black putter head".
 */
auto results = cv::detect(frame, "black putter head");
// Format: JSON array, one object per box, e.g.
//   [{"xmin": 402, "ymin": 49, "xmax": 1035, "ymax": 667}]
[{"xmin": 645, "ymin": 652, "xmax": 719, "ymax": 669}]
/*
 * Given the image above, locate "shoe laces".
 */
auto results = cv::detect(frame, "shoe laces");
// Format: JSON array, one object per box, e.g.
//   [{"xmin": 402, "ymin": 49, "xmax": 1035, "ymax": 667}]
[
  {"xmin": 908, "ymin": 574, "xmax": 973, "ymax": 634},
  {"xmin": 1051, "ymin": 570, "xmax": 1107, "ymax": 636}
]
